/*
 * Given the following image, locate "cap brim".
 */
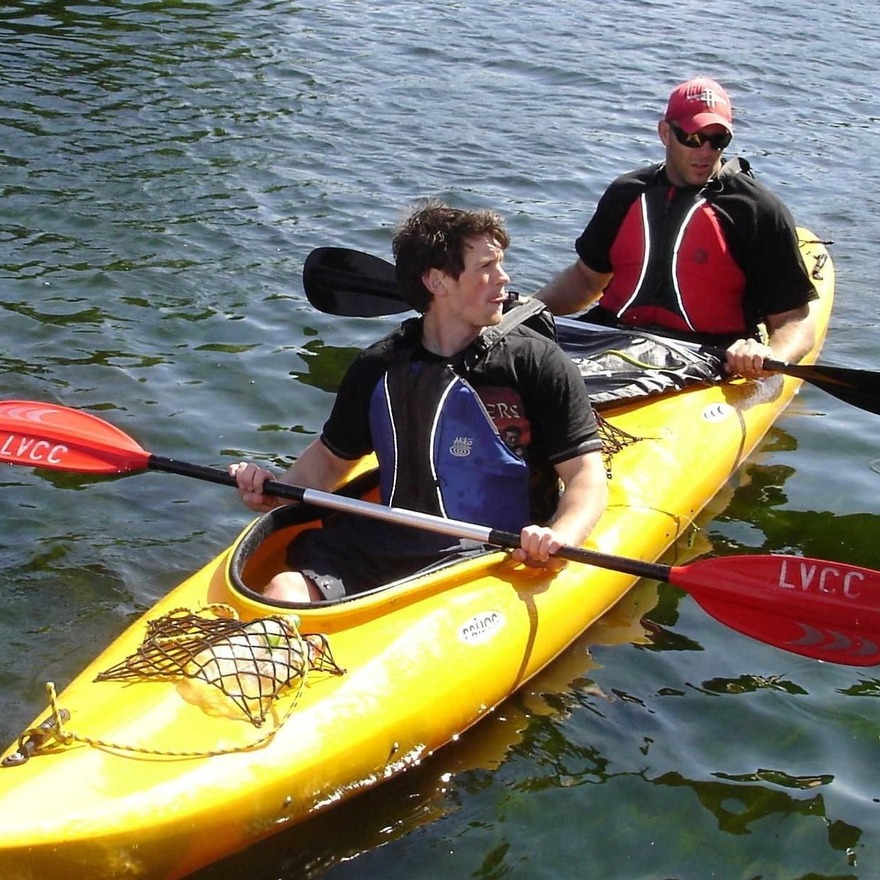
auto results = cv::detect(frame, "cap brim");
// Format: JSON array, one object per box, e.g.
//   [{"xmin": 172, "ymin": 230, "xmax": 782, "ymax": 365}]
[{"xmin": 676, "ymin": 112, "xmax": 733, "ymax": 134}]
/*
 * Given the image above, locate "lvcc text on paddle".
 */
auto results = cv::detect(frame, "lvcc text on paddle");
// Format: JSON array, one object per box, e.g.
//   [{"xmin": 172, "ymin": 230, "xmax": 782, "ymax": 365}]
[
  {"xmin": 777, "ymin": 558, "xmax": 869, "ymax": 599},
  {"xmin": 0, "ymin": 434, "xmax": 68, "ymax": 467}
]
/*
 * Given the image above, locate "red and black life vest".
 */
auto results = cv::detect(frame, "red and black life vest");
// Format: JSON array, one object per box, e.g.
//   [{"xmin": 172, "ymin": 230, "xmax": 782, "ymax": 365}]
[{"xmin": 598, "ymin": 168, "xmax": 748, "ymax": 336}]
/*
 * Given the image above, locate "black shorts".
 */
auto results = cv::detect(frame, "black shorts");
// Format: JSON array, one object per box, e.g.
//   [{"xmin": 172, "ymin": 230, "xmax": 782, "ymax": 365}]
[{"xmin": 286, "ymin": 513, "xmax": 491, "ymax": 600}]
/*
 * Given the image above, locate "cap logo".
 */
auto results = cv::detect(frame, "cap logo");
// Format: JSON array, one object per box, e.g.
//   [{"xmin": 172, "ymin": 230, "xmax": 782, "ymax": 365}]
[{"xmin": 690, "ymin": 87, "xmax": 725, "ymax": 108}]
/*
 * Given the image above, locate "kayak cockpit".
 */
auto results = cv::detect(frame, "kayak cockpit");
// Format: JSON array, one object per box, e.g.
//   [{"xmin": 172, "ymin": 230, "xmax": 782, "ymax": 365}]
[{"xmin": 226, "ymin": 467, "xmax": 504, "ymax": 611}]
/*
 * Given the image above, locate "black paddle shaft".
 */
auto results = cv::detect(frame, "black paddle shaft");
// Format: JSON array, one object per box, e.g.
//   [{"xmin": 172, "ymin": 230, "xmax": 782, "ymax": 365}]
[{"xmin": 147, "ymin": 455, "xmax": 671, "ymax": 582}]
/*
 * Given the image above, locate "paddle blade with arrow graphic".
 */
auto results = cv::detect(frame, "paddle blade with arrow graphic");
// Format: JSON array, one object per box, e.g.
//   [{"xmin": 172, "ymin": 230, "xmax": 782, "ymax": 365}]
[
  {"xmin": 668, "ymin": 553, "xmax": 880, "ymax": 666},
  {"xmin": 2, "ymin": 399, "xmax": 880, "ymax": 666}
]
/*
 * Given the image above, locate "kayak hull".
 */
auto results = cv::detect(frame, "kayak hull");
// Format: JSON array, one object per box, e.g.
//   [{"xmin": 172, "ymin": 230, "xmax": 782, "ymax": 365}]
[{"xmin": 0, "ymin": 232, "xmax": 833, "ymax": 879}]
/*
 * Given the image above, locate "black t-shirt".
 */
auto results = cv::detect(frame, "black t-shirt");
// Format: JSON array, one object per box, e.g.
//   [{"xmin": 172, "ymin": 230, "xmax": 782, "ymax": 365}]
[
  {"xmin": 321, "ymin": 320, "xmax": 602, "ymax": 522},
  {"xmin": 575, "ymin": 161, "xmax": 817, "ymax": 328}
]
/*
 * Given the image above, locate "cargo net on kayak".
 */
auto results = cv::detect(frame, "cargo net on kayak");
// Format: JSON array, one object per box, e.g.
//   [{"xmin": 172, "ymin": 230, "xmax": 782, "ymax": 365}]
[
  {"xmin": 95, "ymin": 605, "xmax": 343, "ymax": 728},
  {"xmin": 595, "ymin": 412, "xmax": 639, "ymax": 479}
]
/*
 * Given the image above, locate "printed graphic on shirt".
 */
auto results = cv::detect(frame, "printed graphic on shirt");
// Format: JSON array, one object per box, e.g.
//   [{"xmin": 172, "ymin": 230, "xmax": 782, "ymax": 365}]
[{"xmin": 476, "ymin": 386, "xmax": 531, "ymax": 457}]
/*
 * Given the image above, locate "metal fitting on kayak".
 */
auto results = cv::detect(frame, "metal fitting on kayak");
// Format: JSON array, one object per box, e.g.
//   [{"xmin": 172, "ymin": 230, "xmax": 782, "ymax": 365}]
[{"xmin": 2, "ymin": 704, "xmax": 71, "ymax": 767}]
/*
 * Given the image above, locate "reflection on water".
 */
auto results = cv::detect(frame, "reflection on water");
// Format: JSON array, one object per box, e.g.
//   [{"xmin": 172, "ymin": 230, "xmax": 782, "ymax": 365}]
[
  {"xmin": 292, "ymin": 340, "xmax": 361, "ymax": 395},
  {"xmin": 698, "ymin": 673, "xmax": 809, "ymax": 697},
  {"xmin": 654, "ymin": 769, "xmax": 859, "ymax": 845},
  {"xmin": 712, "ymin": 441, "xmax": 880, "ymax": 571}
]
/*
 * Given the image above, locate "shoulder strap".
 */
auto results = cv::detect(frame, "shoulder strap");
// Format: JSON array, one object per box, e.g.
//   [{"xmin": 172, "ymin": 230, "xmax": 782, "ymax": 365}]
[
  {"xmin": 718, "ymin": 156, "xmax": 753, "ymax": 180},
  {"xmin": 484, "ymin": 297, "xmax": 555, "ymax": 345},
  {"xmin": 461, "ymin": 297, "xmax": 555, "ymax": 372},
  {"xmin": 391, "ymin": 299, "xmax": 556, "ymax": 373}
]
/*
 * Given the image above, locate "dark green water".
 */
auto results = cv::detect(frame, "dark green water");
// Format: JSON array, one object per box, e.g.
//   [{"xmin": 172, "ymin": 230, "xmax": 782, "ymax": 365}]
[{"xmin": 1, "ymin": 1, "xmax": 879, "ymax": 878}]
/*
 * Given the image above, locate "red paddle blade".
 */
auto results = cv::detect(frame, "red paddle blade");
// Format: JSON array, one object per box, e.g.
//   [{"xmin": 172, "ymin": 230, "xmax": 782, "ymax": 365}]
[
  {"xmin": 0, "ymin": 400, "xmax": 150, "ymax": 475},
  {"xmin": 671, "ymin": 555, "xmax": 880, "ymax": 666}
]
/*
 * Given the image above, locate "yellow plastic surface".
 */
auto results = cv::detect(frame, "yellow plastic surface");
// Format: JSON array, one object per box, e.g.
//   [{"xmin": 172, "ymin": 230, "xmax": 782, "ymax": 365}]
[{"xmin": 0, "ymin": 232, "xmax": 833, "ymax": 879}]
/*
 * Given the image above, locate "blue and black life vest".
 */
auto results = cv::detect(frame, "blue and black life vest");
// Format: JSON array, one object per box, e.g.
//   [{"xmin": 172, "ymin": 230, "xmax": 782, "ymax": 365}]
[{"xmin": 368, "ymin": 299, "xmax": 550, "ymax": 533}]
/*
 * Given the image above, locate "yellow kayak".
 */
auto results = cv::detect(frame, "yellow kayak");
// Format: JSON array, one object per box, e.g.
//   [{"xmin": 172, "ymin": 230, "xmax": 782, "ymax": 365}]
[{"xmin": 0, "ymin": 232, "xmax": 834, "ymax": 880}]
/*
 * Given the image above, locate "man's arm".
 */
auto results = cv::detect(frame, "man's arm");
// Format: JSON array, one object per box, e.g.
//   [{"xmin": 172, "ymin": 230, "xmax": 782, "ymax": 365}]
[
  {"xmin": 765, "ymin": 304, "xmax": 816, "ymax": 362},
  {"xmin": 230, "ymin": 439, "xmax": 360, "ymax": 512},
  {"xmin": 514, "ymin": 449, "xmax": 608, "ymax": 565},
  {"xmin": 726, "ymin": 303, "xmax": 816, "ymax": 378},
  {"xmin": 535, "ymin": 259, "xmax": 612, "ymax": 316}
]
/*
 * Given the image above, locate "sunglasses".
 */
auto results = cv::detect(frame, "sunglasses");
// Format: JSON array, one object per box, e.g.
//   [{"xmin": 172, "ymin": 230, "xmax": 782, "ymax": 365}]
[{"xmin": 668, "ymin": 122, "xmax": 732, "ymax": 151}]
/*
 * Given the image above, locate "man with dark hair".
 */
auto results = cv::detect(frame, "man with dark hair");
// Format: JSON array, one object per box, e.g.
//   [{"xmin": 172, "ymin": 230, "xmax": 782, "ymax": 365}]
[
  {"xmin": 231, "ymin": 201, "xmax": 608, "ymax": 602},
  {"xmin": 392, "ymin": 202, "xmax": 511, "ymax": 314},
  {"xmin": 538, "ymin": 77, "xmax": 817, "ymax": 379}
]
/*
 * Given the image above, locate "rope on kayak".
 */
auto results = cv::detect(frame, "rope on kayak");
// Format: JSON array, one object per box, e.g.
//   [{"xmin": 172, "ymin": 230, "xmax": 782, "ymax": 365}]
[
  {"xmin": 595, "ymin": 412, "xmax": 641, "ymax": 479},
  {"xmin": 9, "ymin": 606, "xmax": 344, "ymax": 761}
]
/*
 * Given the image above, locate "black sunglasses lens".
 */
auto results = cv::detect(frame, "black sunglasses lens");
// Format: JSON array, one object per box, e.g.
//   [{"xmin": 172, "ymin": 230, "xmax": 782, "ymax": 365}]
[
  {"xmin": 708, "ymin": 132, "xmax": 732, "ymax": 150},
  {"xmin": 671, "ymin": 124, "xmax": 730, "ymax": 150}
]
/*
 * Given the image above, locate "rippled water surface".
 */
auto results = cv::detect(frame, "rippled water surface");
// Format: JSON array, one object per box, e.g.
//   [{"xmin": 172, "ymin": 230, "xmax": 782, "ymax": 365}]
[{"xmin": 1, "ymin": 1, "xmax": 879, "ymax": 878}]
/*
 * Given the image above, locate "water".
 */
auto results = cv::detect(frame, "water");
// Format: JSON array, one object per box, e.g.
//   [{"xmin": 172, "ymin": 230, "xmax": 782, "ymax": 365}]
[{"xmin": 1, "ymin": 0, "xmax": 879, "ymax": 877}]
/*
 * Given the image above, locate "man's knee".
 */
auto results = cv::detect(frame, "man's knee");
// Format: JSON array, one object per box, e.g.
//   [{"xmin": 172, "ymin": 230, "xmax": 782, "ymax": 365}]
[{"xmin": 263, "ymin": 571, "xmax": 320, "ymax": 603}]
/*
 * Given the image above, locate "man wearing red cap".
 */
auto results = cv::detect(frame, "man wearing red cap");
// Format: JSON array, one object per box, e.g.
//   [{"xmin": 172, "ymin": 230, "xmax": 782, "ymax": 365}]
[{"xmin": 537, "ymin": 77, "xmax": 817, "ymax": 378}]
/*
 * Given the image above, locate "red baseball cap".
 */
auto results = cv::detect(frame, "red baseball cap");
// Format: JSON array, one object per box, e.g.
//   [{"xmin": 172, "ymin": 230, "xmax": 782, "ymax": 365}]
[{"xmin": 665, "ymin": 77, "xmax": 733, "ymax": 133}]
